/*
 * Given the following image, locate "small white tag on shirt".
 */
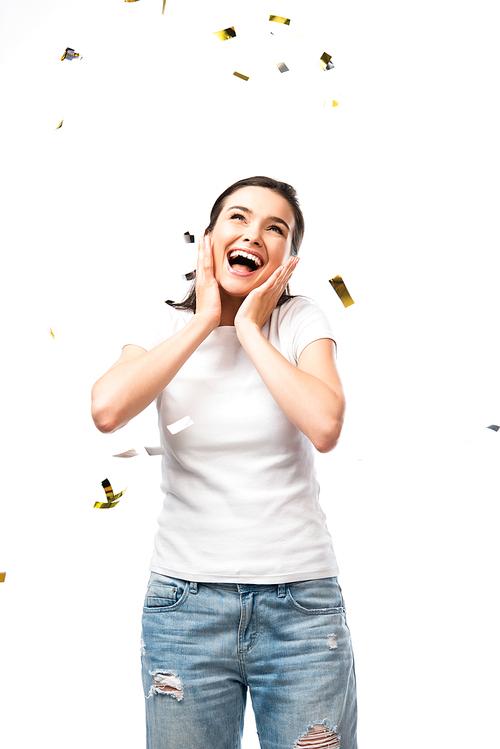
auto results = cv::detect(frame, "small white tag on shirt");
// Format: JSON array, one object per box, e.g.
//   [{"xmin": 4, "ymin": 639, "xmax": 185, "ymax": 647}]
[{"xmin": 167, "ymin": 416, "xmax": 194, "ymax": 435}]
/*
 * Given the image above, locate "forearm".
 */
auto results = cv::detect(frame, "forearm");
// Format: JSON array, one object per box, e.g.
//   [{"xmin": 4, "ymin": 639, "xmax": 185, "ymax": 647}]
[
  {"xmin": 236, "ymin": 325, "xmax": 345, "ymax": 452},
  {"xmin": 91, "ymin": 314, "xmax": 215, "ymax": 433}
]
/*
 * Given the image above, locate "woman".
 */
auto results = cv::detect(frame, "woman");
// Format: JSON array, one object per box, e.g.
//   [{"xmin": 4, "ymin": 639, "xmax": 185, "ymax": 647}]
[{"xmin": 91, "ymin": 176, "xmax": 358, "ymax": 749}]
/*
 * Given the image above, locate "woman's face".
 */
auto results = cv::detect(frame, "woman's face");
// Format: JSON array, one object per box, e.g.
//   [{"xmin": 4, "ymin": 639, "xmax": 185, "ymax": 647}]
[{"xmin": 209, "ymin": 186, "xmax": 295, "ymax": 298}]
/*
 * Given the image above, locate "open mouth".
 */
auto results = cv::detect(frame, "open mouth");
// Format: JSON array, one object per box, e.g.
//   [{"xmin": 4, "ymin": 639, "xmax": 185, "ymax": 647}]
[{"xmin": 227, "ymin": 250, "xmax": 263, "ymax": 274}]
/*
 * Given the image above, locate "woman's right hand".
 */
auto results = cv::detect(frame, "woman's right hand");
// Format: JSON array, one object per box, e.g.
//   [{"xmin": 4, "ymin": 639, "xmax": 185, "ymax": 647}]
[{"xmin": 195, "ymin": 234, "xmax": 221, "ymax": 329}]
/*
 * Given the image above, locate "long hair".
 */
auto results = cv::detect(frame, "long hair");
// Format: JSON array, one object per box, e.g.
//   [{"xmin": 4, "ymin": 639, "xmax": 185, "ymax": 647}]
[{"xmin": 167, "ymin": 176, "xmax": 305, "ymax": 312}]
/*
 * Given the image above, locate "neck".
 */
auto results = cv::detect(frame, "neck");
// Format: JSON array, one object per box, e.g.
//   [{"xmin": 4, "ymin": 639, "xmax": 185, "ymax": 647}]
[{"xmin": 218, "ymin": 287, "xmax": 245, "ymax": 326}]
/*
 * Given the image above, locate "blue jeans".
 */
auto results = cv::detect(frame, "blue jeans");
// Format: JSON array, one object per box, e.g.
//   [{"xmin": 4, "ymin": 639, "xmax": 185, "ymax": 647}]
[{"xmin": 141, "ymin": 573, "xmax": 358, "ymax": 749}]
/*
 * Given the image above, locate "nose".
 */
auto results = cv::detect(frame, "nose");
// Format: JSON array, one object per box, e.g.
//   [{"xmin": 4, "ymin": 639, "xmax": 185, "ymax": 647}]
[{"xmin": 243, "ymin": 228, "xmax": 262, "ymax": 246}]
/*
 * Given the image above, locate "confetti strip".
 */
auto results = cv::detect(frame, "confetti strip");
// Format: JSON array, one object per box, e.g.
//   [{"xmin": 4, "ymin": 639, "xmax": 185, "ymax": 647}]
[
  {"xmin": 184, "ymin": 231, "xmax": 195, "ymax": 243},
  {"xmin": 113, "ymin": 449, "xmax": 139, "ymax": 458},
  {"xmin": 487, "ymin": 425, "xmax": 499, "ymax": 432},
  {"xmin": 319, "ymin": 52, "xmax": 335, "ymax": 71},
  {"xmin": 94, "ymin": 478, "xmax": 127, "ymax": 509},
  {"xmin": 48, "ymin": 327, "xmax": 55, "ymax": 340},
  {"xmin": 329, "ymin": 275, "xmax": 354, "ymax": 307},
  {"xmin": 56, "ymin": 120, "xmax": 64, "ymax": 130},
  {"xmin": 182, "ymin": 270, "xmax": 196, "ymax": 281},
  {"xmin": 323, "ymin": 100, "xmax": 339, "ymax": 107},
  {"xmin": 233, "ymin": 71, "xmax": 249, "ymax": 81},
  {"xmin": 269, "ymin": 15, "xmax": 290, "ymax": 25},
  {"xmin": 61, "ymin": 47, "xmax": 82, "ymax": 61},
  {"xmin": 124, "ymin": 0, "xmax": 140, "ymax": 3},
  {"xmin": 0, "ymin": 573, "xmax": 6, "ymax": 583},
  {"xmin": 213, "ymin": 27, "xmax": 236, "ymax": 41},
  {"xmin": 145, "ymin": 446, "xmax": 163, "ymax": 455},
  {"xmin": 277, "ymin": 62, "xmax": 289, "ymax": 73},
  {"xmin": 162, "ymin": 0, "xmax": 166, "ymax": 13},
  {"xmin": 167, "ymin": 415, "xmax": 194, "ymax": 435}
]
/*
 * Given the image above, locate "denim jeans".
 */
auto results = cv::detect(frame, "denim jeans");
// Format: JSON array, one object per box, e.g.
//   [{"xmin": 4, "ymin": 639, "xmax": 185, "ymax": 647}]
[{"xmin": 141, "ymin": 573, "xmax": 358, "ymax": 749}]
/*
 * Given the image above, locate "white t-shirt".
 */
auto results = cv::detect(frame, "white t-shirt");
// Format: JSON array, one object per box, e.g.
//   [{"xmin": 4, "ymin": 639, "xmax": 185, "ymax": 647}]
[{"xmin": 127, "ymin": 296, "xmax": 340, "ymax": 583}]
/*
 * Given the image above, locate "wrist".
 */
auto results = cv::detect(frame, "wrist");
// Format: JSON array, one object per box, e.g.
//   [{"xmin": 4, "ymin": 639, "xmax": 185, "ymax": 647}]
[
  {"xmin": 191, "ymin": 311, "xmax": 219, "ymax": 335},
  {"xmin": 235, "ymin": 320, "xmax": 261, "ymax": 342}
]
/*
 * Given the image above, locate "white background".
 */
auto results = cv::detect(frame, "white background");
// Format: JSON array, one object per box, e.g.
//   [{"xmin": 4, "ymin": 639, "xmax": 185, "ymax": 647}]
[{"xmin": 1, "ymin": 1, "xmax": 499, "ymax": 747}]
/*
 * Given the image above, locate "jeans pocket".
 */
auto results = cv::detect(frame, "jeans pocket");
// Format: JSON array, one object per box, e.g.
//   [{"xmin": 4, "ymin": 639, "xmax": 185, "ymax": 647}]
[
  {"xmin": 143, "ymin": 573, "xmax": 190, "ymax": 612},
  {"xmin": 286, "ymin": 577, "xmax": 346, "ymax": 615}
]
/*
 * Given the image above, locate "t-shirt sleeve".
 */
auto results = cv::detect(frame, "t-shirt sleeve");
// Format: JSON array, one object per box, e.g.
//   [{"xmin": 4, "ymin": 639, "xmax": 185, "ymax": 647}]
[
  {"xmin": 277, "ymin": 297, "xmax": 337, "ymax": 364},
  {"xmin": 122, "ymin": 303, "xmax": 189, "ymax": 352}
]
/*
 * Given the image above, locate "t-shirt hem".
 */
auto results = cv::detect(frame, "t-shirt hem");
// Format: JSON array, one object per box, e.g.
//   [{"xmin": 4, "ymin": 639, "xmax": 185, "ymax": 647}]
[{"xmin": 149, "ymin": 563, "xmax": 340, "ymax": 584}]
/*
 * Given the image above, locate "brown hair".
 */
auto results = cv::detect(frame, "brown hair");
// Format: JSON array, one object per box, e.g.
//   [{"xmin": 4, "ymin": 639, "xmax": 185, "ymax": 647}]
[{"xmin": 167, "ymin": 176, "xmax": 304, "ymax": 311}]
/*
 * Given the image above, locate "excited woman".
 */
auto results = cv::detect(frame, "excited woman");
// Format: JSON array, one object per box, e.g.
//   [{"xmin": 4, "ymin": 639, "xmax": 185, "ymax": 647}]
[{"xmin": 91, "ymin": 176, "xmax": 358, "ymax": 749}]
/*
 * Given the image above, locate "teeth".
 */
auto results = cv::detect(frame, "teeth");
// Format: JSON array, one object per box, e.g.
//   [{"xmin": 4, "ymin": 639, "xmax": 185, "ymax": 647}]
[{"xmin": 229, "ymin": 250, "xmax": 263, "ymax": 267}]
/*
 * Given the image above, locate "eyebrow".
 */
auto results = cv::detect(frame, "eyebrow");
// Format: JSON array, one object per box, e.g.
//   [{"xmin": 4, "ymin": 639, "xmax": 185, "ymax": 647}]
[{"xmin": 226, "ymin": 205, "xmax": 290, "ymax": 232}]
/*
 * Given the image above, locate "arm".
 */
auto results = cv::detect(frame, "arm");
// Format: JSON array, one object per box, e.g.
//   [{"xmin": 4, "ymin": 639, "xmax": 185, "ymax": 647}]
[
  {"xmin": 235, "ymin": 328, "xmax": 345, "ymax": 453},
  {"xmin": 91, "ymin": 236, "xmax": 221, "ymax": 433}
]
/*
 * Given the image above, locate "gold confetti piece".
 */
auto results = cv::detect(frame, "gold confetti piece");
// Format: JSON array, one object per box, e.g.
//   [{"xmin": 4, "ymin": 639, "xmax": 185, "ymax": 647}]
[
  {"xmin": 319, "ymin": 52, "xmax": 334, "ymax": 71},
  {"xmin": 183, "ymin": 231, "xmax": 195, "ymax": 243},
  {"xmin": 56, "ymin": 120, "xmax": 64, "ymax": 130},
  {"xmin": 323, "ymin": 100, "xmax": 339, "ymax": 107},
  {"xmin": 145, "ymin": 446, "xmax": 163, "ymax": 455},
  {"xmin": 61, "ymin": 47, "xmax": 81, "ymax": 61},
  {"xmin": 329, "ymin": 275, "xmax": 354, "ymax": 307},
  {"xmin": 213, "ymin": 27, "xmax": 236, "ymax": 41},
  {"xmin": 277, "ymin": 62, "xmax": 289, "ymax": 73},
  {"xmin": 233, "ymin": 71, "xmax": 249, "ymax": 81},
  {"xmin": 487, "ymin": 425, "xmax": 499, "ymax": 432},
  {"xmin": 48, "ymin": 327, "xmax": 55, "ymax": 340},
  {"xmin": 162, "ymin": 0, "xmax": 166, "ymax": 13},
  {"xmin": 94, "ymin": 478, "xmax": 127, "ymax": 509},
  {"xmin": 269, "ymin": 15, "xmax": 290, "ymax": 25},
  {"xmin": 167, "ymin": 415, "xmax": 194, "ymax": 435},
  {"xmin": 113, "ymin": 449, "xmax": 139, "ymax": 458},
  {"xmin": 124, "ymin": 0, "xmax": 140, "ymax": 2},
  {"xmin": 0, "ymin": 573, "xmax": 6, "ymax": 583},
  {"xmin": 182, "ymin": 270, "xmax": 196, "ymax": 281}
]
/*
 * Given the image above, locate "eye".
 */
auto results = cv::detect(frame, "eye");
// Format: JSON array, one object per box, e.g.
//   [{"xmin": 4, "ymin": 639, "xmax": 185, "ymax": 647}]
[
  {"xmin": 230, "ymin": 213, "xmax": 245, "ymax": 221},
  {"xmin": 269, "ymin": 225, "xmax": 284, "ymax": 235}
]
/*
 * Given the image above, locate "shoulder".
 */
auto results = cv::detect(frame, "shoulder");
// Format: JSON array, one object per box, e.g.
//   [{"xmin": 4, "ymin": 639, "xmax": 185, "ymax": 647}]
[
  {"xmin": 268, "ymin": 297, "xmax": 336, "ymax": 363},
  {"xmin": 123, "ymin": 300, "xmax": 193, "ymax": 350},
  {"xmin": 272, "ymin": 296, "xmax": 331, "ymax": 328}
]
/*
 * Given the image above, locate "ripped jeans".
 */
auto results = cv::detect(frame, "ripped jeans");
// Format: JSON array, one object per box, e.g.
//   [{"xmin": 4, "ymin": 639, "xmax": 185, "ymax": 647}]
[{"xmin": 141, "ymin": 573, "xmax": 358, "ymax": 749}]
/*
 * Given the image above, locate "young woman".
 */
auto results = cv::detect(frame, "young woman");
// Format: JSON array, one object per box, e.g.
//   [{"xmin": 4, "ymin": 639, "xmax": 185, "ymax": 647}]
[{"xmin": 91, "ymin": 176, "xmax": 358, "ymax": 749}]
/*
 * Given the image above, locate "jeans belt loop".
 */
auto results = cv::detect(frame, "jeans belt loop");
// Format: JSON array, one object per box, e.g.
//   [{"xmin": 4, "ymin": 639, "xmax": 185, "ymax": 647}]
[
  {"xmin": 277, "ymin": 584, "xmax": 286, "ymax": 598},
  {"xmin": 190, "ymin": 581, "xmax": 198, "ymax": 594}
]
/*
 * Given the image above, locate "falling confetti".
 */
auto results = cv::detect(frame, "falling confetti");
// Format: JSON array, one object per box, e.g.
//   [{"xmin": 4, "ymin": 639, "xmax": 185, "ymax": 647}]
[
  {"xmin": 56, "ymin": 120, "xmax": 64, "ymax": 130},
  {"xmin": 182, "ymin": 270, "xmax": 196, "ymax": 281},
  {"xmin": 124, "ymin": 0, "xmax": 140, "ymax": 3},
  {"xmin": 233, "ymin": 71, "xmax": 249, "ymax": 81},
  {"xmin": 162, "ymin": 0, "xmax": 166, "ymax": 13},
  {"xmin": 0, "ymin": 573, "xmax": 6, "ymax": 583},
  {"xmin": 277, "ymin": 62, "xmax": 289, "ymax": 73},
  {"xmin": 145, "ymin": 446, "xmax": 163, "ymax": 455},
  {"xmin": 48, "ymin": 327, "xmax": 55, "ymax": 340},
  {"xmin": 213, "ymin": 27, "xmax": 236, "ymax": 41},
  {"xmin": 319, "ymin": 52, "xmax": 335, "ymax": 71},
  {"xmin": 329, "ymin": 275, "xmax": 354, "ymax": 307},
  {"xmin": 167, "ymin": 415, "xmax": 194, "ymax": 435},
  {"xmin": 486, "ymin": 425, "xmax": 499, "ymax": 432},
  {"xmin": 184, "ymin": 232, "xmax": 195, "ymax": 243},
  {"xmin": 94, "ymin": 478, "xmax": 127, "ymax": 509},
  {"xmin": 269, "ymin": 15, "xmax": 290, "ymax": 25},
  {"xmin": 61, "ymin": 47, "xmax": 82, "ymax": 61},
  {"xmin": 323, "ymin": 100, "xmax": 339, "ymax": 107},
  {"xmin": 113, "ymin": 449, "xmax": 139, "ymax": 458}
]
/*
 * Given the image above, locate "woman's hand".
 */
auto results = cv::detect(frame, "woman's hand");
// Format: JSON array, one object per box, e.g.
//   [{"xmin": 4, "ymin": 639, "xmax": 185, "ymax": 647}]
[
  {"xmin": 235, "ymin": 256, "xmax": 299, "ymax": 334},
  {"xmin": 195, "ymin": 234, "xmax": 221, "ymax": 329}
]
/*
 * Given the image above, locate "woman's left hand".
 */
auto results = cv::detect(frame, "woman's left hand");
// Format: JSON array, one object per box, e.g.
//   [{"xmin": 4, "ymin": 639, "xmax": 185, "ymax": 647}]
[{"xmin": 234, "ymin": 256, "xmax": 300, "ymax": 334}]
